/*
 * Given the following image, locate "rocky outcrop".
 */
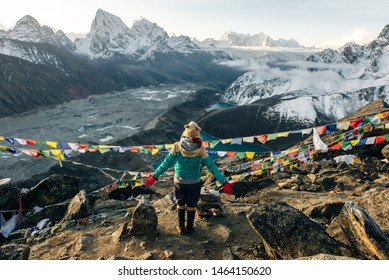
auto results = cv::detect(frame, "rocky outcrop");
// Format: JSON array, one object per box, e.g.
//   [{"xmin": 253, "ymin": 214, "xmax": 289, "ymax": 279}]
[
  {"xmin": 247, "ymin": 202, "xmax": 346, "ymax": 259},
  {"xmin": 128, "ymin": 198, "xmax": 158, "ymax": 236},
  {"xmin": 22, "ymin": 175, "xmax": 81, "ymax": 209},
  {"xmin": 381, "ymin": 144, "xmax": 389, "ymax": 160},
  {"xmin": 297, "ymin": 254, "xmax": 357, "ymax": 260},
  {"xmin": 336, "ymin": 202, "xmax": 389, "ymax": 259},
  {"xmin": 0, "ymin": 244, "xmax": 30, "ymax": 260},
  {"xmin": 61, "ymin": 190, "xmax": 90, "ymax": 222}
]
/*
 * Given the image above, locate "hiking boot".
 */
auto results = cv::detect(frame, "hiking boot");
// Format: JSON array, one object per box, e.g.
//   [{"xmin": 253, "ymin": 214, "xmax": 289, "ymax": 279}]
[
  {"xmin": 185, "ymin": 226, "xmax": 195, "ymax": 235},
  {"xmin": 186, "ymin": 210, "xmax": 196, "ymax": 234},
  {"xmin": 176, "ymin": 225, "xmax": 187, "ymax": 235}
]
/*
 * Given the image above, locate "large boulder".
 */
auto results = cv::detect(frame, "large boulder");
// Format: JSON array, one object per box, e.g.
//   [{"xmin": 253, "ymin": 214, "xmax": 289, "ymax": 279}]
[
  {"xmin": 61, "ymin": 190, "xmax": 90, "ymax": 222},
  {"xmin": 22, "ymin": 175, "xmax": 81, "ymax": 209},
  {"xmin": 128, "ymin": 197, "xmax": 158, "ymax": 236},
  {"xmin": 381, "ymin": 144, "xmax": 389, "ymax": 160},
  {"xmin": 232, "ymin": 178, "xmax": 277, "ymax": 199},
  {"xmin": 305, "ymin": 201, "xmax": 345, "ymax": 228},
  {"xmin": 247, "ymin": 202, "xmax": 346, "ymax": 259},
  {"xmin": 0, "ymin": 244, "xmax": 30, "ymax": 260},
  {"xmin": 197, "ymin": 189, "xmax": 224, "ymax": 218},
  {"xmin": 337, "ymin": 201, "xmax": 389, "ymax": 260},
  {"xmin": 0, "ymin": 184, "xmax": 20, "ymax": 215}
]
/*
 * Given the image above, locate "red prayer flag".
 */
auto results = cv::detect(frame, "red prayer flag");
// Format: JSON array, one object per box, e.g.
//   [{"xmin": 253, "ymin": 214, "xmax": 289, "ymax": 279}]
[
  {"xmin": 30, "ymin": 150, "xmax": 40, "ymax": 158},
  {"xmin": 349, "ymin": 118, "xmax": 363, "ymax": 128},
  {"xmin": 375, "ymin": 135, "xmax": 385, "ymax": 144},
  {"xmin": 255, "ymin": 135, "xmax": 268, "ymax": 144},
  {"xmin": 26, "ymin": 139, "xmax": 36, "ymax": 145},
  {"xmin": 329, "ymin": 143, "xmax": 341, "ymax": 150},
  {"xmin": 226, "ymin": 151, "xmax": 236, "ymax": 157}
]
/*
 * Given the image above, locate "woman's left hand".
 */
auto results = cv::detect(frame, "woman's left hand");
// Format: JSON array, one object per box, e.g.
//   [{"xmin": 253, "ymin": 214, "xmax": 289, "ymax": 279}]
[{"xmin": 222, "ymin": 182, "xmax": 234, "ymax": 195}]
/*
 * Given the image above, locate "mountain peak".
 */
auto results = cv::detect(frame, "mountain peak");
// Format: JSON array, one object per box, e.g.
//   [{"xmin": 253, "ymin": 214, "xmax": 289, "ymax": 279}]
[
  {"xmin": 9, "ymin": 15, "xmax": 43, "ymax": 42},
  {"xmin": 90, "ymin": 9, "xmax": 128, "ymax": 36},
  {"xmin": 15, "ymin": 15, "xmax": 40, "ymax": 28},
  {"xmin": 378, "ymin": 23, "xmax": 389, "ymax": 40},
  {"xmin": 132, "ymin": 17, "xmax": 167, "ymax": 41}
]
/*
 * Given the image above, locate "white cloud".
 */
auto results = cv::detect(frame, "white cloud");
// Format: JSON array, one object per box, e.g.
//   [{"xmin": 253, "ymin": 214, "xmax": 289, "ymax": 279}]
[{"xmin": 318, "ymin": 28, "xmax": 374, "ymax": 49}]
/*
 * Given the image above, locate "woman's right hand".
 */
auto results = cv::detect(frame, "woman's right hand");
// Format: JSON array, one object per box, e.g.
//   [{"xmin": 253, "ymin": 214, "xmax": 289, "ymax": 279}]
[{"xmin": 144, "ymin": 176, "xmax": 156, "ymax": 187}]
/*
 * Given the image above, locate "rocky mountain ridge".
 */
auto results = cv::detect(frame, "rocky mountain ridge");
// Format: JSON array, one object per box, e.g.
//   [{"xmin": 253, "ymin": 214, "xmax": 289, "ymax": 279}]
[{"xmin": 194, "ymin": 30, "xmax": 303, "ymax": 48}]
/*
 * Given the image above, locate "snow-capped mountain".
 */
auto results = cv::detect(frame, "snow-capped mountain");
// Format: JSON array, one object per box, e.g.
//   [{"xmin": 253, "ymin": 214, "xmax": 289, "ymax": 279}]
[
  {"xmin": 0, "ymin": 23, "xmax": 6, "ymax": 30},
  {"xmin": 75, "ymin": 9, "xmax": 208, "ymax": 60},
  {"xmin": 0, "ymin": 9, "xmax": 240, "ymax": 118},
  {"xmin": 2, "ymin": 15, "xmax": 75, "ymax": 50},
  {"xmin": 221, "ymin": 23, "xmax": 389, "ymax": 125},
  {"xmin": 195, "ymin": 31, "xmax": 303, "ymax": 48}
]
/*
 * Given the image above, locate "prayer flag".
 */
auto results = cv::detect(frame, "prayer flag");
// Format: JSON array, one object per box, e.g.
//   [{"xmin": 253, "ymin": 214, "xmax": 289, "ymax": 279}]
[
  {"xmin": 15, "ymin": 138, "xmax": 27, "ymax": 145},
  {"xmin": 217, "ymin": 151, "xmax": 227, "ymax": 157},
  {"xmin": 267, "ymin": 133, "xmax": 277, "ymax": 141},
  {"xmin": 209, "ymin": 140, "xmax": 219, "ymax": 148},
  {"xmin": 221, "ymin": 139, "xmax": 232, "ymax": 144},
  {"xmin": 350, "ymin": 118, "xmax": 363, "ymax": 128},
  {"xmin": 26, "ymin": 139, "xmax": 36, "ymax": 145},
  {"xmin": 375, "ymin": 135, "xmax": 385, "ymax": 144},
  {"xmin": 301, "ymin": 128, "xmax": 312, "ymax": 135},
  {"xmin": 46, "ymin": 141, "xmax": 58, "ymax": 149},
  {"xmin": 243, "ymin": 136, "xmax": 254, "ymax": 143},
  {"xmin": 245, "ymin": 152, "xmax": 255, "ymax": 159},
  {"xmin": 336, "ymin": 121, "xmax": 350, "ymax": 130},
  {"xmin": 51, "ymin": 150, "xmax": 65, "ymax": 160},
  {"xmin": 255, "ymin": 135, "xmax": 268, "ymax": 144},
  {"xmin": 231, "ymin": 138, "xmax": 242, "ymax": 145},
  {"xmin": 365, "ymin": 137, "xmax": 376, "ymax": 145},
  {"xmin": 277, "ymin": 131, "xmax": 290, "ymax": 138}
]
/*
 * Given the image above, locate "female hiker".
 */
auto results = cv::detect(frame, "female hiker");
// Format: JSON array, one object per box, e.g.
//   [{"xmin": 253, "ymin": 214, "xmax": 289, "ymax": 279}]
[{"xmin": 144, "ymin": 121, "xmax": 234, "ymax": 235}]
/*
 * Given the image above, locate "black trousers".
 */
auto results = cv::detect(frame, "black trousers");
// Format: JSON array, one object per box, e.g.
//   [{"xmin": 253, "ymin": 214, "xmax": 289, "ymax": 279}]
[{"xmin": 173, "ymin": 181, "xmax": 202, "ymax": 208}]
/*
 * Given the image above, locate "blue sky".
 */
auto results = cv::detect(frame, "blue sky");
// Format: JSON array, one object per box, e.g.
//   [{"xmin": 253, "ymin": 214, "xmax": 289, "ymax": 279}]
[{"xmin": 1, "ymin": 0, "xmax": 389, "ymax": 48}]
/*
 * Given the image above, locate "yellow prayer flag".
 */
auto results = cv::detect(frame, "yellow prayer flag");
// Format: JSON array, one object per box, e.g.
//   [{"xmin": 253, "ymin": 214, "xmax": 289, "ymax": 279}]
[
  {"xmin": 133, "ymin": 180, "xmax": 143, "ymax": 187},
  {"xmin": 50, "ymin": 224, "xmax": 62, "ymax": 234},
  {"xmin": 98, "ymin": 145, "xmax": 109, "ymax": 149},
  {"xmin": 152, "ymin": 148, "xmax": 159, "ymax": 155},
  {"xmin": 277, "ymin": 131, "xmax": 290, "ymax": 137},
  {"xmin": 350, "ymin": 140, "xmax": 359, "ymax": 146},
  {"xmin": 364, "ymin": 126, "xmax": 372, "ymax": 132},
  {"xmin": 386, "ymin": 123, "xmax": 389, "ymax": 129},
  {"xmin": 0, "ymin": 136, "xmax": 4, "ymax": 141},
  {"xmin": 46, "ymin": 141, "xmax": 58, "ymax": 149},
  {"xmin": 50, "ymin": 149, "xmax": 65, "ymax": 160},
  {"xmin": 245, "ymin": 152, "xmax": 255, "ymax": 159},
  {"xmin": 255, "ymin": 170, "xmax": 263, "ymax": 176},
  {"xmin": 165, "ymin": 144, "xmax": 174, "ymax": 149},
  {"xmin": 221, "ymin": 138, "xmax": 232, "ymax": 144}
]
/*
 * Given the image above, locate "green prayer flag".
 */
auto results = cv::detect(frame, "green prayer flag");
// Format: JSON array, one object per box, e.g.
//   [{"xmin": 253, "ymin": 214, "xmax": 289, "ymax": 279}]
[{"xmin": 235, "ymin": 152, "xmax": 245, "ymax": 159}]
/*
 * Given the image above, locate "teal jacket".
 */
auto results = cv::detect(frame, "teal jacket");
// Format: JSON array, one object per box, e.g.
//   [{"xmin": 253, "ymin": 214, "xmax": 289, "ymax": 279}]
[{"xmin": 153, "ymin": 141, "xmax": 227, "ymax": 185}]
